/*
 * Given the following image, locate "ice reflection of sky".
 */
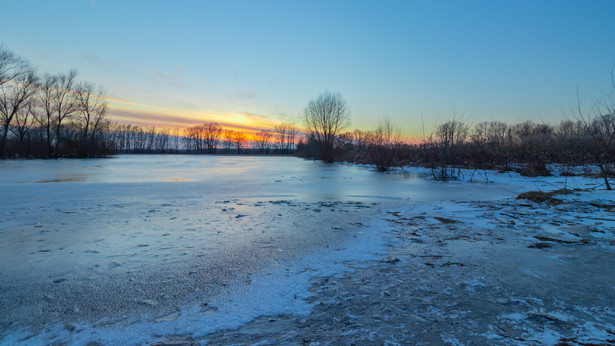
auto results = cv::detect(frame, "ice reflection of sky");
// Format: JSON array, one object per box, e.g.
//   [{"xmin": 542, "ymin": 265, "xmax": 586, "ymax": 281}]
[
  {"xmin": 0, "ymin": 155, "xmax": 525, "ymax": 343},
  {"xmin": 0, "ymin": 155, "xmax": 518, "ymax": 202}
]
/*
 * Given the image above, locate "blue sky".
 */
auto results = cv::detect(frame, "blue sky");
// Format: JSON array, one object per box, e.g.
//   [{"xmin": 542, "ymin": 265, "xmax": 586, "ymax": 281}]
[{"xmin": 1, "ymin": 0, "xmax": 614, "ymax": 137}]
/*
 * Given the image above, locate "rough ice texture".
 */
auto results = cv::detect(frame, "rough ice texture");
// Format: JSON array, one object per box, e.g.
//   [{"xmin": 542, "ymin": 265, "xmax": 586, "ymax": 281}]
[{"xmin": 1, "ymin": 156, "xmax": 613, "ymax": 344}]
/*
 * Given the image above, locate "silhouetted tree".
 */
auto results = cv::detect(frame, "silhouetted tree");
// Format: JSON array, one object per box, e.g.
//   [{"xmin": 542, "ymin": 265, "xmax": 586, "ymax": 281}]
[
  {"xmin": 74, "ymin": 81, "xmax": 108, "ymax": 156},
  {"xmin": 576, "ymin": 81, "xmax": 615, "ymax": 190},
  {"xmin": 433, "ymin": 119, "xmax": 469, "ymax": 180},
  {"xmin": 34, "ymin": 74, "xmax": 56, "ymax": 156},
  {"xmin": 184, "ymin": 122, "xmax": 222, "ymax": 154},
  {"xmin": 203, "ymin": 122, "xmax": 222, "ymax": 153},
  {"xmin": 0, "ymin": 50, "xmax": 37, "ymax": 157},
  {"xmin": 273, "ymin": 123, "xmax": 298, "ymax": 153},
  {"xmin": 222, "ymin": 129, "xmax": 234, "ymax": 153},
  {"xmin": 232, "ymin": 131, "xmax": 246, "ymax": 153},
  {"xmin": 37, "ymin": 70, "xmax": 78, "ymax": 157},
  {"xmin": 0, "ymin": 46, "xmax": 30, "ymax": 88},
  {"xmin": 368, "ymin": 117, "xmax": 401, "ymax": 171},
  {"xmin": 255, "ymin": 129, "xmax": 273, "ymax": 153},
  {"xmin": 303, "ymin": 91, "xmax": 350, "ymax": 162}
]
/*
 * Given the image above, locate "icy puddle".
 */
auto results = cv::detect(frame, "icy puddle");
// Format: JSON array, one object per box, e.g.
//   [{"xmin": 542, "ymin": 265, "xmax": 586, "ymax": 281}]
[{"xmin": 0, "ymin": 155, "xmax": 522, "ymax": 344}]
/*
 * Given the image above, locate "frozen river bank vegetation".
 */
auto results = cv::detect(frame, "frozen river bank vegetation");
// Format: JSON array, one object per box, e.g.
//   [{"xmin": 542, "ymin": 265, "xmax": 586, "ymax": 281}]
[{"xmin": 2, "ymin": 46, "xmax": 614, "ymax": 190}]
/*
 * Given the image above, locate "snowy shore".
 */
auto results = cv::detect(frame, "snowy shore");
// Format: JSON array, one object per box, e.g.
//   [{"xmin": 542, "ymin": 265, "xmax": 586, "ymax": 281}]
[
  {"xmin": 1, "ymin": 160, "xmax": 614, "ymax": 345},
  {"xmin": 186, "ymin": 168, "xmax": 615, "ymax": 345}
]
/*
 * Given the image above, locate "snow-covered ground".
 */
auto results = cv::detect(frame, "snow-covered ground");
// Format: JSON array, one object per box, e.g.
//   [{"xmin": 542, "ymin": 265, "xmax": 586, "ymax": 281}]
[
  {"xmin": 0, "ymin": 156, "xmax": 613, "ymax": 344},
  {"xmin": 203, "ymin": 165, "xmax": 615, "ymax": 345}
]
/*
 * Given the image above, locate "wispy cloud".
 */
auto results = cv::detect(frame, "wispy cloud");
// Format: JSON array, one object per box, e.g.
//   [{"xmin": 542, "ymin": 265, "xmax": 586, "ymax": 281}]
[
  {"xmin": 238, "ymin": 112, "xmax": 278, "ymax": 126},
  {"xmin": 106, "ymin": 96, "xmax": 283, "ymax": 133},
  {"xmin": 231, "ymin": 90, "xmax": 256, "ymax": 99},
  {"xmin": 153, "ymin": 66, "xmax": 187, "ymax": 89},
  {"xmin": 271, "ymin": 111, "xmax": 298, "ymax": 123},
  {"xmin": 103, "ymin": 96, "xmax": 151, "ymax": 108},
  {"xmin": 75, "ymin": 51, "xmax": 104, "ymax": 67},
  {"xmin": 109, "ymin": 108, "xmax": 198, "ymax": 128},
  {"xmin": 109, "ymin": 108, "xmax": 276, "ymax": 134}
]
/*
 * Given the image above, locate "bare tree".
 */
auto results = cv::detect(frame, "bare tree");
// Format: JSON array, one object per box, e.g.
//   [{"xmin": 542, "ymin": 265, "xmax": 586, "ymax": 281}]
[
  {"xmin": 0, "ymin": 46, "xmax": 30, "ymax": 88},
  {"xmin": 53, "ymin": 71, "xmax": 79, "ymax": 157},
  {"xmin": 433, "ymin": 119, "xmax": 469, "ymax": 180},
  {"xmin": 254, "ymin": 129, "xmax": 273, "ymax": 153},
  {"xmin": 171, "ymin": 128, "xmax": 182, "ymax": 152},
  {"xmin": 34, "ymin": 70, "xmax": 79, "ymax": 157},
  {"xmin": 185, "ymin": 122, "xmax": 222, "ymax": 154},
  {"xmin": 368, "ymin": 117, "xmax": 401, "ymax": 171},
  {"xmin": 232, "ymin": 131, "xmax": 246, "ymax": 153},
  {"xmin": 11, "ymin": 98, "xmax": 36, "ymax": 157},
  {"xmin": 0, "ymin": 60, "xmax": 37, "ymax": 157},
  {"xmin": 184, "ymin": 124, "xmax": 202, "ymax": 153},
  {"xmin": 222, "ymin": 129, "xmax": 234, "ymax": 153},
  {"xmin": 202, "ymin": 122, "xmax": 222, "ymax": 154},
  {"xmin": 273, "ymin": 122, "xmax": 299, "ymax": 153},
  {"xmin": 576, "ymin": 89, "xmax": 615, "ymax": 189},
  {"xmin": 470, "ymin": 121, "xmax": 512, "ymax": 169},
  {"xmin": 154, "ymin": 128, "xmax": 170, "ymax": 152},
  {"xmin": 34, "ymin": 74, "xmax": 57, "ymax": 156},
  {"xmin": 75, "ymin": 81, "xmax": 108, "ymax": 148},
  {"xmin": 303, "ymin": 91, "xmax": 350, "ymax": 162}
]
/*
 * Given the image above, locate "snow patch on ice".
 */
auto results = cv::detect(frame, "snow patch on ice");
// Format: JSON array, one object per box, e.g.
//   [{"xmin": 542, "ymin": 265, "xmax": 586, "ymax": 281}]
[{"xmin": 9, "ymin": 215, "xmax": 390, "ymax": 345}]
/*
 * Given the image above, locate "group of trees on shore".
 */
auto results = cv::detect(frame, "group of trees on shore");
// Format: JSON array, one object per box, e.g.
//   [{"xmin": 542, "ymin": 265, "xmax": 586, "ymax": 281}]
[
  {"xmin": 298, "ymin": 90, "xmax": 614, "ymax": 189},
  {"xmin": 183, "ymin": 122, "xmax": 298, "ymax": 154},
  {"xmin": 2, "ymin": 47, "xmax": 614, "ymax": 188},
  {"xmin": 1, "ymin": 49, "xmax": 111, "ymax": 158},
  {"xmin": 0, "ymin": 47, "xmax": 299, "ymax": 158}
]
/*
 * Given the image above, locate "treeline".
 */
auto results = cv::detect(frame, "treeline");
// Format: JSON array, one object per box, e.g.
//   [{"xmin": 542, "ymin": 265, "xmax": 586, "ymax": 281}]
[
  {"xmin": 297, "ymin": 91, "xmax": 615, "ymax": 189},
  {"xmin": 183, "ymin": 122, "xmax": 298, "ymax": 154},
  {"xmin": 0, "ymin": 47, "xmax": 114, "ymax": 158},
  {"xmin": 3, "ymin": 46, "xmax": 614, "ymax": 189},
  {"xmin": 0, "ymin": 47, "xmax": 299, "ymax": 158}
]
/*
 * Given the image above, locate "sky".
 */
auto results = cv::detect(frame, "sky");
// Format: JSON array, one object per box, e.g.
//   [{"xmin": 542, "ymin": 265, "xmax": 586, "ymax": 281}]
[{"xmin": 1, "ymin": 0, "xmax": 615, "ymax": 138}]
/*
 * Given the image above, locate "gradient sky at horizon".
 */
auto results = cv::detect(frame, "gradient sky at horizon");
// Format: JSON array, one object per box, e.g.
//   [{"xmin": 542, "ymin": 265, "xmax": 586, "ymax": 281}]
[{"xmin": 2, "ymin": 0, "xmax": 614, "ymax": 138}]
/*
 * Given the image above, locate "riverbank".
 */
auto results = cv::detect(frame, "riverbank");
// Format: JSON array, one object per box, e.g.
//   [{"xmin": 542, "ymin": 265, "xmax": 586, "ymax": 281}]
[{"xmin": 196, "ymin": 168, "xmax": 615, "ymax": 345}]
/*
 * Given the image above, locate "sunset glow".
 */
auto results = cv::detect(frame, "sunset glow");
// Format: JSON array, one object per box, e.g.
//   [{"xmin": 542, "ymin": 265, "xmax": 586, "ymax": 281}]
[
  {"xmin": 105, "ymin": 96, "xmax": 280, "ymax": 136},
  {"xmin": 1, "ymin": 1, "xmax": 614, "ymax": 137}
]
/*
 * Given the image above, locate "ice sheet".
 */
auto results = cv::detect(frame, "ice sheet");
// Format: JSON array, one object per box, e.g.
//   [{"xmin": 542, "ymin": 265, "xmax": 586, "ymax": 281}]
[{"xmin": 0, "ymin": 156, "xmax": 532, "ymax": 344}]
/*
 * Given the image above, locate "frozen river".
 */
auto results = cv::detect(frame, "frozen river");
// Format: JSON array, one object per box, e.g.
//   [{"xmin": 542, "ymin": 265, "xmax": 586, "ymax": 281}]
[{"xmin": 0, "ymin": 155, "xmax": 521, "ymax": 344}]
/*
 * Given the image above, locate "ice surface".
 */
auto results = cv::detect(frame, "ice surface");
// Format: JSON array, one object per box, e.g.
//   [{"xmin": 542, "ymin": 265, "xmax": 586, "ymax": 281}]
[{"xmin": 0, "ymin": 156, "xmax": 533, "ymax": 344}]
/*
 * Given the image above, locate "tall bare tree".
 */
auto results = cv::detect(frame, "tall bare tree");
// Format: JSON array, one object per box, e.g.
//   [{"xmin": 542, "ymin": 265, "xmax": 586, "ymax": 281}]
[
  {"xmin": 75, "ymin": 81, "xmax": 108, "ymax": 147},
  {"xmin": 254, "ymin": 129, "xmax": 273, "ymax": 153},
  {"xmin": 34, "ymin": 74, "xmax": 56, "ymax": 156},
  {"xmin": 184, "ymin": 125, "xmax": 202, "ymax": 152},
  {"xmin": 576, "ymin": 88, "xmax": 615, "ymax": 190},
  {"xmin": 0, "ymin": 46, "xmax": 30, "ymax": 87},
  {"xmin": 202, "ymin": 122, "xmax": 222, "ymax": 153},
  {"xmin": 11, "ymin": 98, "xmax": 36, "ymax": 157},
  {"xmin": 232, "ymin": 131, "xmax": 246, "ymax": 153},
  {"xmin": 0, "ymin": 59, "xmax": 37, "ymax": 157},
  {"xmin": 303, "ymin": 91, "xmax": 350, "ymax": 162},
  {"xmin": 171, "ymin": 128, "xmax": 182, "ymax": 152},
  {"xmin": 433, "ymin": 119, "xmax": 469, "ymax": 180},
  {"xmin": 222, "ymin": 129, "xmax": 234, "ymax": 153},
  {"xmin": 274, "ymin": 122, "xmax": 298, "ymax": 153},
  {"xmin": 51, "ymin": 70, "xmax": 78, "ymax": 157},
  {"xmin": 368, "ymin": 117, "xmax": 401, "ymax": 171}
]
